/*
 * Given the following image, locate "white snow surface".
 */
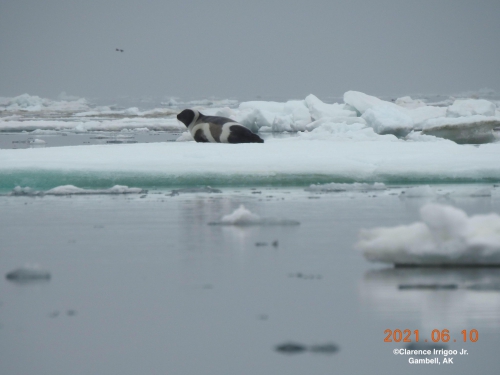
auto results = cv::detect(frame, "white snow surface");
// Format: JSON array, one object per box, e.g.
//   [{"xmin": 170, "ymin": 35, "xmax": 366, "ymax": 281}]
[
  {"xmin": 2, "ymin": 139, "xmax": 500, "ymax": 183},
  {"xmin": 356, "ymin": 204, "xmax": 500, "ymax": 266}
]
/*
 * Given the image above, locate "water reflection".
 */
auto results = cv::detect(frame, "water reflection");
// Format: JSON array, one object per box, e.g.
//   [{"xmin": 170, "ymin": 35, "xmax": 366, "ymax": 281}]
[{"xmin": 360, "ymin": 268, "xmax": 500, "ymax": 330}]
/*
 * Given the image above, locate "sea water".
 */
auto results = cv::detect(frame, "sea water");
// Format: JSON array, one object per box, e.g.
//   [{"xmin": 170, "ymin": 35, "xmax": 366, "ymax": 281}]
[{"xmin": 1, "ymin": 188, "xmax": 499, "ymax": 375}]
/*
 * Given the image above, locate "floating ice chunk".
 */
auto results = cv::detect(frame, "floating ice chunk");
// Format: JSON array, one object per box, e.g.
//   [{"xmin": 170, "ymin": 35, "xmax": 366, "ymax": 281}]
[
  {"xmin": 395, "ymin": 96, "xmax": 426, "ymax": 109},
  {"xmin": 220, "ymin": 205, "xmax": 261, "ymax": 225},
  {"xmin": 45, "ymin": 185, "xmax": 144, "ymax": 195},
  {"xmin": 362, "ymin": 104, "xmax": 414, "ymax": 136},
  {"xmin": 306, "ymin": 182, "xmax": 386, "ymax": 192},
  {"xmin": 210, "ymin": 205, "xmax": 300, "ymax": 226},
  {"xmin": 6, "ymin": 265, "xmax": 51, "ymax": 282},
  {"xmin": 446, "ymin": 99, "xmax": 496, "ymax": 118},
  {"xmin": 421, "ymin": 115, "xmax": 500, "ymax": 144},
  {"xmin": 28, "ymin": 138, "xmax": 46, "ymax": 144},
  {"xmin": 356, "ymin": 203, "xmax": 500, "ymax": 266},
  {"xmin": 305, "ymin": 94, "xmax": 356, "ymax": 120}
]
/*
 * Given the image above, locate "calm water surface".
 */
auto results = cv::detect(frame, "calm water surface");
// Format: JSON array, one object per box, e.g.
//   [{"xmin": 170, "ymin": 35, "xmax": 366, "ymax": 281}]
[{"xmin": 0, "ymin": 188, "xmax": 499, "ymax": 375}]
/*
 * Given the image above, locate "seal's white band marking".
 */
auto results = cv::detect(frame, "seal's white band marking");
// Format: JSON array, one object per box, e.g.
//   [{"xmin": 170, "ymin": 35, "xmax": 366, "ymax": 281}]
[
  {"xmin": 190, "ymin": 123, "xmax": 204, "ymax": 139},
  {"xmin": 202, "ymin": 123, "xmax": 216, "ymax": 142},
  {"xmin": 220, "ymin": 122, "xmax": 238, "ymax": 143}
]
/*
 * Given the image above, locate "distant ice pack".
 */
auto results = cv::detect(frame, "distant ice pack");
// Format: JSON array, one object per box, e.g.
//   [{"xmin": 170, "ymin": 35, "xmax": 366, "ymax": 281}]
[
  {"xmin": 2, "ymin": 90, "xmax": 499, "ymax": 144},
  {"xmin": 10, "ymin": 185, "xmax": 145, "ymax": 196}
]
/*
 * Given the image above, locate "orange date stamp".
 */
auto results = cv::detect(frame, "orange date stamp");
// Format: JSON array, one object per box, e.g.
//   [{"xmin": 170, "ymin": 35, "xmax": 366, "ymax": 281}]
[{"xmin": 384, "ymin": 329, "xmax": 478, "ymax": 343}]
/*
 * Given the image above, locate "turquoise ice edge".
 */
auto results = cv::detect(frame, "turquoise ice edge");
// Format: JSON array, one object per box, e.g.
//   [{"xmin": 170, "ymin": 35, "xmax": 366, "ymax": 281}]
[{"xmin": 1, "ymin": 170, "xmax": 499, "ymax": 193}]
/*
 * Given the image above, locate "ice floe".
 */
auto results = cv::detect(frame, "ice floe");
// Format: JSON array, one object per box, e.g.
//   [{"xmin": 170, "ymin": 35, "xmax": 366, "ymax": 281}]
[
  {"xmin": 209, "ymin": 205, "xmax": 300, "ymax": 226},
  {"xmin": 306, "ymin": 182, "xmax": 386, "ymax": 192},
  {"xmin": 9, "ymin": 185, "xmax": 145, "ymax": 196},
  {"xmin": 420, "ymin": 115, "xmax": 500, "ymax": 144},
  {"xmin": 2, "ymin": 138, "xmax": 500, "ymax": 190},
  {"xmin": 356, "ymin": 203, "xmax": 500, "ymax": 266}
]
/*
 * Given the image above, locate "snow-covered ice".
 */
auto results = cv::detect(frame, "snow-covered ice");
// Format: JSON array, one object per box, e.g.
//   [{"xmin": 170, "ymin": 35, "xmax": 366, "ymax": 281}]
[
  {"xmin": 446, "ymin": 99, "xmax": 497, "ymax": 118},
  {"xmin": 356, "ymin": 203, "xmax": 500, "ymax": 266},
  {"xmin": 420, "ymin": 115, "xmax": 500, "ymax": 144},
  {"xmin": 395, "ymin": 96, "xmax": 426, "ymax": 109},
  {"xmin": 362, "ymin": 104, "xmax": 414, "ymax": 136},
  {"xmin": 9, "ymin": 185, "xmax": 145, "ymax": 196},
  {"xmin": 2, "ymin": 137, "xmax": 500, "ymax": 190}
]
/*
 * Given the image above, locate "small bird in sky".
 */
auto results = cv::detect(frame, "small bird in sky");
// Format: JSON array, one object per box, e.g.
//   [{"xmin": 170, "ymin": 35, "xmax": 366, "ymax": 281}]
[{"xmin": 115, "ymin": 48, "xmax": 124, "ymax": 52}]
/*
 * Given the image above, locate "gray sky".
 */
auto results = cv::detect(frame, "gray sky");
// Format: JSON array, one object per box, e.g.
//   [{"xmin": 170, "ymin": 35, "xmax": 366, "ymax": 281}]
[{"xmin": 1, "ymin": 0, "xmax": 499, "ymax": 100}]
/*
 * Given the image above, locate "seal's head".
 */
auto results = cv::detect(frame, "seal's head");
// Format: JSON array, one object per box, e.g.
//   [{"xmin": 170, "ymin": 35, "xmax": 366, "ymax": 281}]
[{"xmin": 177, "ymin": 109, "xmax": 200, "ymax": 127}]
